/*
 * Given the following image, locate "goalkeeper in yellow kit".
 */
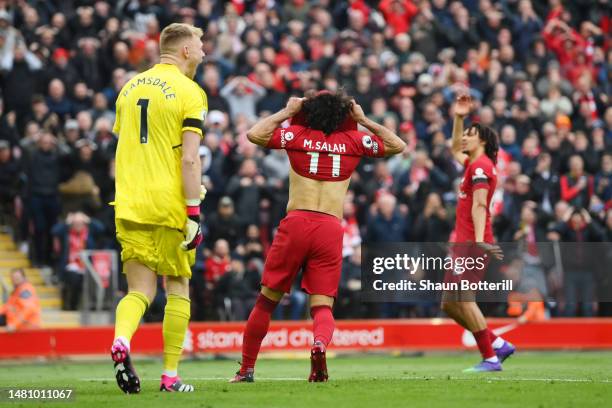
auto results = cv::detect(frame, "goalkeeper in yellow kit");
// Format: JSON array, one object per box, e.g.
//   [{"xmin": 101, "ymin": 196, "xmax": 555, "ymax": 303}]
[{"xmin": 110, "ymin": 23, "xmax": 207, "ymax": 394}]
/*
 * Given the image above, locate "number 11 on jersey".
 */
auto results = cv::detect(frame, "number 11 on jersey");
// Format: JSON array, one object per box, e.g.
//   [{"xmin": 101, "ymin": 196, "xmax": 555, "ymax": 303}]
[{"xmin": 306, "ymin": 152, "xmax": 341, "ymax": 177}]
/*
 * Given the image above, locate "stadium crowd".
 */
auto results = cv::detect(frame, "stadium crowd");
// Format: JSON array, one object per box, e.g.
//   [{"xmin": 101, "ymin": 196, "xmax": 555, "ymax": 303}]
[{"xmin": 0, "ymin": 0, "xmax": 610, "ymax": 321}]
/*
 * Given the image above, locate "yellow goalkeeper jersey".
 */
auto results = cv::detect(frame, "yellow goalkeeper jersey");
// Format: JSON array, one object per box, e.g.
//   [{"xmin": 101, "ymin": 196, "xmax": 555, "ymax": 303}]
[{"xmin": 113, "ymin": 63, "xmax": 208, "ymax": 229}]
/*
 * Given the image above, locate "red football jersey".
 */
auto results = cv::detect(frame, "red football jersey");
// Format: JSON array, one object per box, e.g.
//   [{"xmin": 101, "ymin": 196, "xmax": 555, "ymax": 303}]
[
  {"xmin": 455, "ymin": 154, "xmax": 497, "ymax": 243},
  {"xmin": 267, "ymin": 124, "xmax": 386, "ymax": 181}
]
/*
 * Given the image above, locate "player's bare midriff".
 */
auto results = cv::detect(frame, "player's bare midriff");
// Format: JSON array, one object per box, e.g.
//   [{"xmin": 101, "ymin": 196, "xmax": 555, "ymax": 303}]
[{"xmin": 286, "ymin": 167, "xmax": 350, "ymax": 219}]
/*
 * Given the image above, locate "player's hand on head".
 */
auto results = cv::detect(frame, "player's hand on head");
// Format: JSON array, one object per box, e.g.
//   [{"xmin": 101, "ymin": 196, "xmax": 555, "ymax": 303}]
[
  {"xmin": 285, "ymin": 97, "xmax": 304, "ymax": 116},
  {"xmin": 454, "ymin": 94, "xmax": 473, "ymax": 118},
  {"xmin": 349, "ymin": 100, "xmax": 366, "ymax": 123}
]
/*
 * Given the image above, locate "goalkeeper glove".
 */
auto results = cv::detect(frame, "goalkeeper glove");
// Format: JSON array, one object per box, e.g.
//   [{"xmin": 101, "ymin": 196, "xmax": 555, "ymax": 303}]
[{"xmin": 180, "ymin": 199, "xmax": 203, "ymax": 251}]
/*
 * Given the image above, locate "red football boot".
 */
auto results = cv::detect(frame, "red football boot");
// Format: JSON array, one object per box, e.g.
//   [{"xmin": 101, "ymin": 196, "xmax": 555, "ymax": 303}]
[{"xmin": 308, "ymin": 341, "xmax": 328, "ymax": 382}]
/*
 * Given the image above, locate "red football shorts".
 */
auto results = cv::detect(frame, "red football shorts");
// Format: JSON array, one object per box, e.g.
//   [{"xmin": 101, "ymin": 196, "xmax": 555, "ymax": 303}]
[
  {"xmin": 443, "ymin": 243, "xmax": 491, "ymax": 285},
  {"xmin": 261, "ymin": 210, "xmax": 343, "ymax": 297}
]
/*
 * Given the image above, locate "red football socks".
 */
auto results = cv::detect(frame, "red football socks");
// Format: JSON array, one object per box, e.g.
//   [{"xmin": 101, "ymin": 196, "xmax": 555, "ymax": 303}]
[
  {"xmin": 311, "ymin": 305, "xmax": 335, "ymax": 347},
  {"xmin": 240, "ymin": 294, "xmax": 278, "ymax": 375},
  {"xmin": 472, "ymin": 329, "xmax": 496, "ymax": 359},
  {"xmin": 487, "ymin": 328, "xmax": 499, "ymax": 343}
]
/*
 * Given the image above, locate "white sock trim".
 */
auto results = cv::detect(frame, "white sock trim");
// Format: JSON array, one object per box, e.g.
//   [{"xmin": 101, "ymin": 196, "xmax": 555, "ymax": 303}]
[
  {"xmin": 163, "ymin": 370, "xmax": 178, "ymax": 378},
  {"xmin": 485, "ymin": 356, "xmax": 499, "ymax": 363},
  {"xmin": 114, "ymin": 336, "xmax": 130, "ymax": 351},
  {"xmin": 492, "ymin": 336, "xmax": 505, "ymax": 349}
]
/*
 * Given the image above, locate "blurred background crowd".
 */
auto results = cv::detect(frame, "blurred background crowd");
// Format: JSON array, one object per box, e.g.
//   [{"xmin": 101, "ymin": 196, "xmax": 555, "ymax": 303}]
[{"xmin": 0, "ymin": 0, "xmax": 610, "ymax": 322}]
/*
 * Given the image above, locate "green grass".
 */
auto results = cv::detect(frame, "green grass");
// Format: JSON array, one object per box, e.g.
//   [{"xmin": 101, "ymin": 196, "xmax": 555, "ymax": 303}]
[{"xmin": 0, "ymin": 352, "xmax": 611, "ymax": 408}]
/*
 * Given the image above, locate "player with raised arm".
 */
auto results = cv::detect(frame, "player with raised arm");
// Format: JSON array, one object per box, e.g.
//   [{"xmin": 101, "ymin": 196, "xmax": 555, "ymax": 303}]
[
  {"xmin": 441, "ymin": 94, "xmax": 516, "ymax": 372},
  {"xmin": 110, "ymin": 23, "xmax": 207, "ymax": 393},
  {"xmin": 230, "ymin": 91, "xmax": 405, "ymax": 382}
]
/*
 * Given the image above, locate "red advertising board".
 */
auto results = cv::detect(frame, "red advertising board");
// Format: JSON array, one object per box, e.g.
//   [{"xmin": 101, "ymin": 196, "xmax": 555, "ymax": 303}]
[{"xmin": 0, "ymin": 319, "xmax": 611, "ymax": 358}]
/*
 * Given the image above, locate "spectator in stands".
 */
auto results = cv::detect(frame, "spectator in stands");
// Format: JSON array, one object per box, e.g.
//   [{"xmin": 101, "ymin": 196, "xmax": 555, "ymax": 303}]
[
  {"xmin": 204, "ymin": 239, "xmax": 231, "ymax": 290},
  {"xmin": 531, "ymin": 152, "xmax": 560, "ymax": 213},
  {"xmin": 0, "ymin": 99, "xmax": 19, "ymax": 149},
  {"xmin": 262, "ymin": 148, "xmax": 290, "ymax": 188},
  {"xmin": 0, "ymin": 10, "xmax": 19, "ymax": 63},
  {"xmin": 221, "ymin": 76, "xmax": 265, "ymax": 122},
  {"xmin": 595, "ymin": 153, "xmax": 612, "ymax": 204},
  {"xmin": 503, "ymin": 174, "xmax": 533, "ymax": 227},
  {"xmin": 73, "ymin": 37, "xmax": 103, "ymax": 92},
  {"xmin": 51, "ymin": 211, "xmax": 104, "ymax": 310},
  {"xmin": 551, "ymin": 207, "xmax": 605, "ymax": 317},
  {"xmin": 214, "ymin": 258, "xmax": 259, "ymax": 320},
  {"xmin": 41, "ymin": 48, "xmax": 79, "ymax": 93},
  {"xmin": 500, "ymin": 125, "xmax": 522, "ymax": 160},
  {"xmin": 511, "ymin": 0, "xmax": 543, "ymax": 61},
  {"xmin": 24, "ymin": 132, "xmax": 61, "ymax": 266},
  {"xmin": 367, "ymin": 194, "xmax": 410, "ymax": 242},
  {"xmin": 540, "ymin": 85, "xmax": 573, "ymax": 120},
  {"xmin": 67, "ymin": 138, "xmax": 107, "ymax": 188},
  {"xmin": 412, "ymin": 192, "xmax": 451, "ymax": 242},
  {"xmin": 92, "ymin": 117, "xmax": 117, "ymax": 160},
  {"xmin": 226, "ymin": 158, "xmax": 267, "ymax": 226},
  {"xmin": 238, "ymin": 224, "xmax": 265, "ymax": 263},
  {"xmin": 58, "ymin": 119, "xmax": 81, "ymax": 155},
  {"xmin": 1, "ymin": 43, "xmax": 41, "ymax": 128},
  {"xmin": 560, "ymin": 154, "xmax": 593, "ymax": 209},
  {"xmin": 205, "ymin": 196, "xmax": 243, "ymax": 251},
  {"xmin": 0, "ymin": 268, "xmax": 41, "ymax": 331},
  {"xmin": 101, "ymin": 68, "xmax": 126, "ymax": 110},
  {"xmin": 71, "ymin": 82, "xmax": 92, "ymax": 115},
  {"xmin": 89, "ymin": 92, "xmax": 115, "ymax": 124},
  {"xmin": 0, "ymin": 140, "xmax": 20, "ymax": 229},
  {"xmin": 201, "ymin": 65, "xmax": 229, "ymax": 113},
  {"xmin": 46, "ymin": 78, "xmax": 73, "ymax": 120},
  {"xmin": 363, "ymin": 161, "xmax": 394, "ymax": 203},
  {"xmin": 573, "ymin": 131, "xmax": 600, "ymax": 174},
  {"xmin": 510, "ymin": 200, "xmax": 550, "ymax": 244},
  {"xmin": 272, "ymin": 281, "xmax": 308, "ymax": 321},
  {"xmin": 379, "ymin": 0, "xmax": 419, "ymax": 37},
  {"xmin": 519, "ymin": 133, "xmax": 541, "ymax": 176},
  {"xmin": 337, "ymin": 244, "xmax": 363, "ymax": 318}
]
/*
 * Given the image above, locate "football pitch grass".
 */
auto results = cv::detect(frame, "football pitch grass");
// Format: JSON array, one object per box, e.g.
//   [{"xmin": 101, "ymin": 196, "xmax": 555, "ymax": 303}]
[{"xmin": 0, "ymin": 352, "xmax": 610, "ymax": 408}]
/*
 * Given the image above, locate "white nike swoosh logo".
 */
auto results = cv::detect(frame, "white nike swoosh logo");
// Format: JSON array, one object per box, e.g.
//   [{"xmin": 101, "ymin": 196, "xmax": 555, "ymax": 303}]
[{"xmin": 461, "ymin": 323, "xmax": 519, "ymax": 347}]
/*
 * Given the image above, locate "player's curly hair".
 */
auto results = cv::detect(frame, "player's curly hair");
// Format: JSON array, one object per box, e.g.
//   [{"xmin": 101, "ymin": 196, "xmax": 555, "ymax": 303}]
[
  {"xmin": 302, "ymin": 90, "xmax": 353, "ymax": 135},
  {"xmin": 467, "ymin": 123, "xmax": 499, "ymax": 164}
]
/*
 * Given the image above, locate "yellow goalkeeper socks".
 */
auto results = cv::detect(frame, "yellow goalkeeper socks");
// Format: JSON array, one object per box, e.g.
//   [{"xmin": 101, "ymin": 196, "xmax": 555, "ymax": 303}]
[
  {"xmin": 114, "ymin": 291, "xmax": 150, "ymax": 343},
  {"xmin": 162, "ymin": 294, "xmax": 191, "ymax": 373}
]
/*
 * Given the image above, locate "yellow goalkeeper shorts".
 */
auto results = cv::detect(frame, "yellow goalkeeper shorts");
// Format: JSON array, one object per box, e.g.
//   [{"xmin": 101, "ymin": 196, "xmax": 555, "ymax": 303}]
[{"xmin": 116, "ymin": 219, "xmax": 194, "ymax": 278}]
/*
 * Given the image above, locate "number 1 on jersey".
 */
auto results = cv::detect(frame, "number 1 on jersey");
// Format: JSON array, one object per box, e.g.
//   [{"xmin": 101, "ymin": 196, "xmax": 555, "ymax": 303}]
[
  {"xmin": 137, "ymin": 98, "xmax": 149, "ymax": 144},
  {"xmin": 306, "ymin": 152, "xmax": 341, "ymax": 177}
]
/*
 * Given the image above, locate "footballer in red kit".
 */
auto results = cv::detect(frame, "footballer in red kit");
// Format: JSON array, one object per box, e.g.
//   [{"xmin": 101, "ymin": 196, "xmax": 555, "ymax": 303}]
[
  {"xmin": 455, "ymin": 155, "xmax": 497, "ymax": 244},
  {"xmin": 229, "ymin": 91, "xmax": 405, "ymax": 383},
  {"xmin": 441, "ymin": 95, "xmax": 516, "ymax": 373},
  {"xmin": 445, "ymin": 153, "xmax": 498, "ymax": 284},
  {"xmin": 261, "ymin": 120, "xmax": 385, "ymax": 297}
]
